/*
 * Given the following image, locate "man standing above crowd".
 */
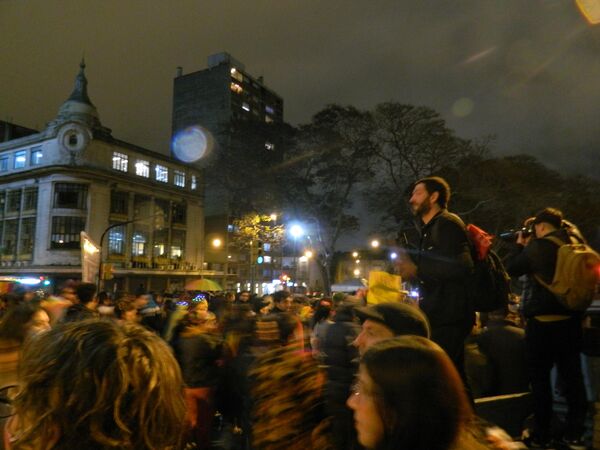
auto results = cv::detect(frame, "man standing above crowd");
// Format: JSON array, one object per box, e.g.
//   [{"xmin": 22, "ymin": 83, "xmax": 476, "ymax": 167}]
[
  {"xmin": 396, "ymin": 176, "xmax": 474, "ymax": 386},
  {"xmin": 506, "ymin": 208, "xmax": 587, "ymax": 449}
]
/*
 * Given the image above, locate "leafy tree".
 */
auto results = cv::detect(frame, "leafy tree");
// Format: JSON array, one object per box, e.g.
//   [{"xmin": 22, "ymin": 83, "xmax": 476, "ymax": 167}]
[
  {"xmin": 283, "ymin": 105, "xmax": 377, "ymax": 293},
  {"xmin": 230, "ymin": 213, "xmax": 284, "ymax": 251},
  {"xmin": 366, "ymin": 101, "xmax": 486, "ymax": 232}
]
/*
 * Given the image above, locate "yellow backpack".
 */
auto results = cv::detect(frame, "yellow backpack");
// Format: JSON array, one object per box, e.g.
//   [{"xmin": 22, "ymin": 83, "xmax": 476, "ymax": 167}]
[{"xmin": 535, "ymin": 235, "xmax": 600, "ymax": 311}]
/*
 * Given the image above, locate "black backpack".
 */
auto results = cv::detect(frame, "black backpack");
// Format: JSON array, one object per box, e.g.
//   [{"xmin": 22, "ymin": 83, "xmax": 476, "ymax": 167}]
[{"xmin": 466, "ymin": 224, "xmax": 511, "ymax": 313}]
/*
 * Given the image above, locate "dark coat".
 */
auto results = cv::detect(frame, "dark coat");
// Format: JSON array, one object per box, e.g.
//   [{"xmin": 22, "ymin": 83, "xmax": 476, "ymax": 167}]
[
  {"xmin": 321, "ymin": 310, "xmax": 360, "ymax": 387},
  {"xmin": 410, "ymin": 210, "xmax": 474, "ymax": 328},
  {"xmin": 476, "ymin": 319, "xmax": 529, "ymax": 395},
  {"xmin": 175, "ymin": 332, "xmax": 223, "ymax": 388},
  {"xmin": 62, "ymin": 303, "xmax": 99, "ymax": 323}
]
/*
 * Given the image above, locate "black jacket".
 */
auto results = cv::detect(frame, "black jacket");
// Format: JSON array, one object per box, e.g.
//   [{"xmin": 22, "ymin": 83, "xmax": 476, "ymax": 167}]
[
  {"xmin": 322, "ymin": 310, "xmax": 360, "ymax": 386},
  {"xmin": 410, "ymin": 210, "xmax": 474, "ymax": 327},
  {"xmin": 506, "ymin": 228, "xmax": 578, "ymax": 318}
]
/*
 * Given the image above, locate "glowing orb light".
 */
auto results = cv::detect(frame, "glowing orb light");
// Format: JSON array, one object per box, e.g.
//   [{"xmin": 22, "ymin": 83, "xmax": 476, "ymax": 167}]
[
  {"xmin": 171, "ymin": 126, "xmax": 213, "ymax": 163},
  {"xmin": 452, "ymin": 98, "xmax": 474, "ymax": 118}
]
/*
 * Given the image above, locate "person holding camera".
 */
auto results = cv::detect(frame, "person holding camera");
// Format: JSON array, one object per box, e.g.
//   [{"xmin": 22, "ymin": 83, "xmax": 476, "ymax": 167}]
[{"xmin": 506, "ymin": 207, "xmax": 587, "ymax": 449}]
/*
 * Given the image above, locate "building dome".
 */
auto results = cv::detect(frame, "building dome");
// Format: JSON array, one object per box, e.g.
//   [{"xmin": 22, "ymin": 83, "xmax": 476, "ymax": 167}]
[{"xmin": 47, "ymin": 60, "xmax": 110, "ymax": 135}]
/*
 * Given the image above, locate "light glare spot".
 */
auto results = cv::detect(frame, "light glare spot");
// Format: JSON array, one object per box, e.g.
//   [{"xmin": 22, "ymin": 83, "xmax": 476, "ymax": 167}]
[
  {"xmin": 452, "ymin": 98, "xmax": 474, "ymax": 118},
  {"xmin": 172, "ymin": 126, "xmax": 212, "ymax": 163}
]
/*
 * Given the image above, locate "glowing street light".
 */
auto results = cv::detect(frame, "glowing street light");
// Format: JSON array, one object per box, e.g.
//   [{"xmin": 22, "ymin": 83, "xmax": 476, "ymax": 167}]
[
  {"xmin": 355, "ymin": 259, "xmax": 360, "ymax": 264},
  {"xmin": 352, "ymin": 251, "xmax": 359, "ymax": 258},
  {"xmin": 289, "ymin": 224, "xmax": 304, "ymax": 239},
  {"xmin": 304, "ymin": 250, "xmax": 313, "ymax": 258},
  {"xmin": 212, "ymin": 238, "xmax": 222, "ymax": 248},
  {"xmin": 270, "ymin": 213, "xmax": 278, "ymax": 221},
  {"xmin": 353, "ymin": 268, "xmax": 361, "ymax": 277},
  {"xmin": 390, "ymin": 252, "xmax": 398, "ymax": 260},
  {"xmin": 370, "ymin": 239, "xmax": 380, "ymax": 249}
]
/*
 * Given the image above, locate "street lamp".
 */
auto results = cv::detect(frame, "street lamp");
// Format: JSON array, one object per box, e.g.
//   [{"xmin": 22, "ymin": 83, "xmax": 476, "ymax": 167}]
[
  {"xmin": 289, "ymin": 224, "xmax": 304, "ymax": 285},
  {"xmin": 212, "ymin": 238, "xmax": 222, "ymax": 248},
  {"xmin": 353, "ymin": 268, "xmax": 361, "ymax": 277},
  {"xmin": 390, "ymin": 252, "xmax": 398, "ymax": 260},
  {"xmin": 370, "ymin": 239, "xmax": 380, "ymax": 249},
  {"xmin": 352, "ymin": 251, "xmax": 359, "ymax": 258}
]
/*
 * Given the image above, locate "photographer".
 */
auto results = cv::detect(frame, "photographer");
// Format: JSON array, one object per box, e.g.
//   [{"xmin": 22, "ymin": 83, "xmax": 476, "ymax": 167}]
[{"xmin": 505, "ymin": 208, "xmax": 587, "ymax": 449}]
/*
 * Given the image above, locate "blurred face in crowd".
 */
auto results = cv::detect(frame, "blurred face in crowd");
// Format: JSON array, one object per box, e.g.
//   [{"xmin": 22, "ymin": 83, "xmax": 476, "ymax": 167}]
[
  {"xmin": 196, "ymin": 300, "xmax": 208, "ymax": 312},
  {"xmin": 29, "ymin": 309, "xmax": 51, "ymax": 336},
  {"xmin": 275, "ymin": 296, "xmax": 293, "ymax": 312},
  {"xmin": 239, "ymin": 292, "xmax": 250, "ymax": 302},
  {"xmin": 409, "ymin": 182, "xmax": 435, "ymax": 217},
  {"xmin": 134, "ymin": 295, "xmax": 149, "ymax": 309},
  {"xmin": 353, "ymin": 319, "xmax": 395, "ymax": 355},
  {"xmin": 60, "ymin": 288, "xmax": 77, "ymax": 303},
  {"xmin": 123, "ymin": 309, "xmax": 138, "ymax": 322},
  {"xmin": 347, "ymin": 366, "xmax": 384, "ymax": 449}
]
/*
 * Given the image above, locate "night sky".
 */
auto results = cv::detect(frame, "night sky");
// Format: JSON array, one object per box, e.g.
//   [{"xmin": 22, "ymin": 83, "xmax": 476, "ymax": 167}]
[{"xmin": 1, "ymin": 0, "xmax": 600, "ymax": 178}]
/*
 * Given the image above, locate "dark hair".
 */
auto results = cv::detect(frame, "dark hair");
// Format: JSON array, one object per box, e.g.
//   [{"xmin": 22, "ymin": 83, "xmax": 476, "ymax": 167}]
[
  {"xmin": 311, "ymin": 300, "xmax": 332, "ymax": 329},
  {"xmin": 362, "ymin": 336, "xmax": 472, "ymax": 450},
  {"xmin": 76, "ymin": 282, "xmax": 97, "ymax": 305},
  {"xmin": 272, "ymin": 290, "xmax": 291, "ymax": 304},
  {"xmin": 114, "ymin": 298, "xmax": 137, "ymax": 320},
  {"xmin": 0, "ymin": 302, "xmax": 43, "ymax": 343},
  {"xmin": 414, "ymin": 176, "xmax": 451, "ymax": 208},
  {"xmin": 533, "ymin": 207, "xmax": 563, "ymax": 230},
  {"xmin": 13, "ymin": 320, "xmax": 186, "ymax": 449}
]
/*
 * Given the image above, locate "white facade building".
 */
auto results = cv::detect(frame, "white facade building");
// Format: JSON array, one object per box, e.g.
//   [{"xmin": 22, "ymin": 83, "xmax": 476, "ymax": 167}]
[{"xmin": 0, "ymin": 61, "xmax": 214, "ymax": 292}]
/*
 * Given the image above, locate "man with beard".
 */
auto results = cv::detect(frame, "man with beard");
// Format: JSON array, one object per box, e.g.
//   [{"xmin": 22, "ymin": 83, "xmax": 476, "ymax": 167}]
[{"xmin": 396, "ymin": 176, "xmax": 475, "ymax": 388}]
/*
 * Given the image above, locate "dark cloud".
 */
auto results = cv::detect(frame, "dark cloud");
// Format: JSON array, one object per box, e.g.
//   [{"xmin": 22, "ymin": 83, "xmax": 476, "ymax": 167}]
[{"xmin": 1, "ymin": 0, "xmax": 599, "ymax": 176}]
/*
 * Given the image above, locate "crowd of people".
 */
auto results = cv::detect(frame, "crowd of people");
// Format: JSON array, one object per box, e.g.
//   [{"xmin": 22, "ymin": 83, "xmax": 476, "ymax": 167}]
[{"xmin": 0, "ymin": 176, "xmax": 597, "ymax": 450}]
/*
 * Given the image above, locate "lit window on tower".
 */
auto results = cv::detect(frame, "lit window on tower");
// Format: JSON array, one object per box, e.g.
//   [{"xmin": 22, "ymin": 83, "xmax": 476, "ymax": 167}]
[
  {"xmin": 112, "ymin": 152, "xmax": 128, "ymax": 172},
  {"xmin": 174, "ymin": 170, "xmax": 185, "ymax": 187},
  {"xmin": 230, "ymin": 67, "xmax": 244, "ymax": 83},
  {"xmin": 14, "ymin": 151, "xmax": 26, "ymax": 169},
  {"xmin": 135, "ymin": 160, "xmax": 150, "ymax": 177},
  {"xmin": 155, "ymin": 164, "xmax": 169, "ymax": 182},
  {"xmin": 31, "ymin": 147, "xmax": 43, "ymax": 165},
  {"xmin": 230, "ymin": 82, "xmax": 243, "ymax": 94}
]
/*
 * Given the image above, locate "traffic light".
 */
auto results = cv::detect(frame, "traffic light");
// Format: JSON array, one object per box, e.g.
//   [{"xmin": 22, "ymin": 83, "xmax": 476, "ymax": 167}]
[{"xmin": 256, "ymin": 241, "xmax": 264, "ymax": 264}]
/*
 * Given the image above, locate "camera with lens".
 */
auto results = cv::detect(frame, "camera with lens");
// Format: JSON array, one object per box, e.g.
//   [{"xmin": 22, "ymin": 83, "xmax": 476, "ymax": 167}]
[{"xmin": 498, "ymin": 226, "xmax": 534, "ymax": 242}]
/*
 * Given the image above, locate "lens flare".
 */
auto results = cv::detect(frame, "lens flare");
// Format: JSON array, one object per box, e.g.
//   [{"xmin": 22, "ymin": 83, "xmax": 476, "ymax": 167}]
[{"xmin": 171, "ymin": 126, "xmax": 213, "ymax": 163}]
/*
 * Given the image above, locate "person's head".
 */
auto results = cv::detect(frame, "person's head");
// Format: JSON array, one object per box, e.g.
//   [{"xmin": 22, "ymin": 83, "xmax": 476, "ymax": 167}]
[
  {"xmin": 225, "ymin": 292, "xmax": 236, "ymax": 303},
  {"xmin": 58, "ymin": 281, "xmax": 77, "ymax": 303},
  {"xmin": 273, "ymin": 290, "xmax": 293, "ymax": 312},
  {"xmin": 114, "ymin": 298, "xmax": 138, "ymax": 322},
  {"xmin": 237, "ymin": 290, "xmax": 251, "ymax": 303},
  {"xmin": 347, "ymin": 336, "xmax": 472, "ymax": 450},
  {"xmin": 409, "ymin": 177, "xmax": 451, "ymax": 218},
  {"xmin": 353, "ymin": 302, "xmax": 430, "ymax": 355},
  {"xmin": 532, "ymin": 207, "xmax": 563, "ymax": 238},
  {"xmin": 0, "ymin": 302, "xmax": 50, "ymax": 343},
  {"xmin": 75, "ymin": 282, "xmax": 98, "ymax": 307},
  {"xmin": 12, "ymin": 320, "xmax": 185, "ymax": 449},
  {"xmin": 312, "ymin": 299, "xmax": 332, "ymax": 327}
]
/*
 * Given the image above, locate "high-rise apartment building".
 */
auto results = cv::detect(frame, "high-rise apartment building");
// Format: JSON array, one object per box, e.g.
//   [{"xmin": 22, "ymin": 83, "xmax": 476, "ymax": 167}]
[
  {"xmin": 171, "ymin": 52, "xmax": 285, "ymax": 291},
  {"xmin": 172, "ymin": 52, "xmax": 284, "ymax": 152}
]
